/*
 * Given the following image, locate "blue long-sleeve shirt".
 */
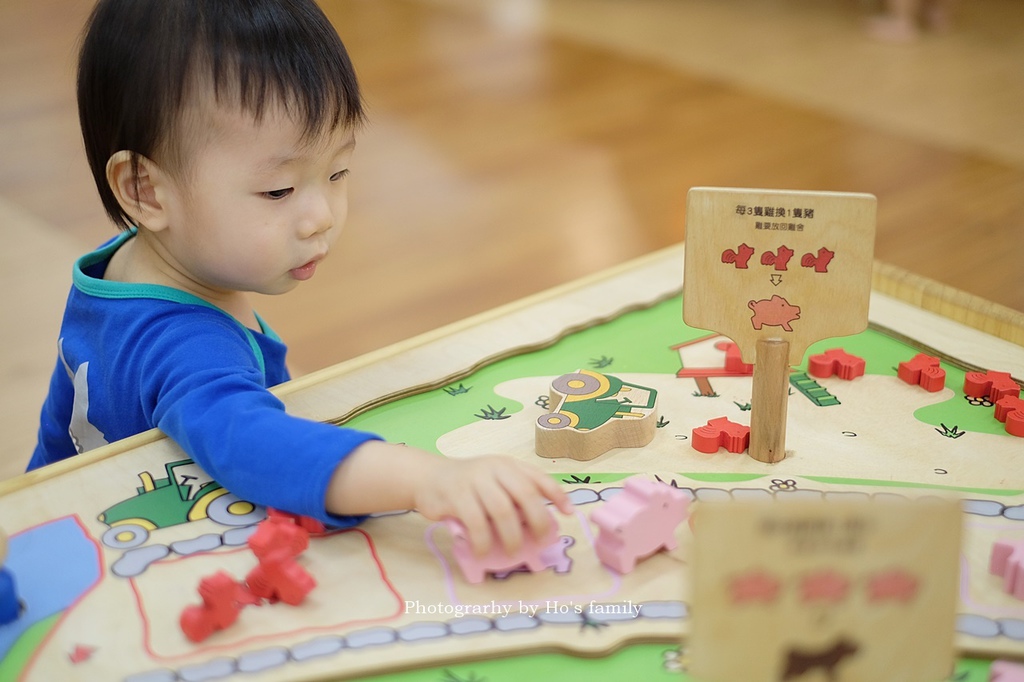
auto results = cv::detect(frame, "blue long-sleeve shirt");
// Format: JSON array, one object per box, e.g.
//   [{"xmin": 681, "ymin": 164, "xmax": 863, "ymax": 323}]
[{"xmin": 31, "ymin": 230, "xmax": 379, "ymax": 526}]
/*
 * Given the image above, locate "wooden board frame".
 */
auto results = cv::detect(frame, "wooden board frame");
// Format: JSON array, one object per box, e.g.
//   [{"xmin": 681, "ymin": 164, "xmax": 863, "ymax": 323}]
[{"xmin": 1, "ymin": 244, "xmax": 1022, "ymax": 682}]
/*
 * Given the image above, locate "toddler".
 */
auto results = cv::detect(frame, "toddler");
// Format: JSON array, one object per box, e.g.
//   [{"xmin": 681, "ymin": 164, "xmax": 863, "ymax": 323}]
[{"xmin": 31, "ymin": 0, "xmax": 571, "ymax": 554}]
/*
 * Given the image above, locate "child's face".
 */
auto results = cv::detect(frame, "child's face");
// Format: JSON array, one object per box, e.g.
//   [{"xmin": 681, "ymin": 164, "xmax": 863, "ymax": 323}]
[{"xmin": 155, "ymin": 97, "xmax": 355, "ymax": 297}]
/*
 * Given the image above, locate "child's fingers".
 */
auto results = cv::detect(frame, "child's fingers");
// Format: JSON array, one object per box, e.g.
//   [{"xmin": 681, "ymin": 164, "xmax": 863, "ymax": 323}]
[
  {"xmin": 475, "ymin": 476, "xmax": 525, "ymax": 554},
  {"xmin": 497, "ymin": 472, "xmax": 556, "ymax": 542},
  {"xmin": 523, "ymin": 466, "xmax": 574, "ymax": 515},
  {"xmin": 452, "ymin": 495, "xmax": 493, "ymax": 556}
]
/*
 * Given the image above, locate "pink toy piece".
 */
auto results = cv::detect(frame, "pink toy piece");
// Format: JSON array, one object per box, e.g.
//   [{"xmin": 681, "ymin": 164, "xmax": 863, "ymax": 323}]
[
  {"xmin": 446, "ymin": 512, "xmax": 560, "ymax": 584},
  {"xmin": 807, "ymin": 348, "xmax": 866, "ymax": 381},
  {"xmin": 691, "ymin": 417, "xmax": 751, "ymax": 454},
  {"xmin": 590, "ymin": 475, "xmax": 690, "ymax": 574},
  {"xmin": 991, "ymin": 660, "xmax": 1024, "ymax": 682},
  {"xmin": 897, "ymin": 354, "xmax": 946, "ymax": 392},
  {"xmin": 748, "ymin": 295, "xmax": 801, "ymax": 332},
  {"xmin": 964, "ymin": 371, "xmax": 1021, "ymax": 402},
  {"xmin": 989, "ymin": 539, "xmax": 1024, "ymax": 600},
  {"xmin": 995, "ymin": 396, "xmax": 1024, "ymax": 438},
  {"xmin": 493, "ymin": 536, "xmax": 575, "ymax": 580}
]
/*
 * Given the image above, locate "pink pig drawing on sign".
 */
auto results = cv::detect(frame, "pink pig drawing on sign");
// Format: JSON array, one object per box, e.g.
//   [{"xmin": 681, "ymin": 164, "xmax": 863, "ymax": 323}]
[
  {"xmin": 748, "ymin": 294, "xmax": 801, "ymax": 332},
  {"xmin": 590, "ymin": 476, "xmax": 690, "ymax": 574},
  {"xmin": 445, "ymin": 513, "xmax": 562, "ymax": 584}
]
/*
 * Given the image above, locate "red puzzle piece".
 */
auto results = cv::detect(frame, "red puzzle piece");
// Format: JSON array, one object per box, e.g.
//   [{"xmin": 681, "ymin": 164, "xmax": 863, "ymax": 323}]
[
  {"xmin": 995, "ymin": 396, "xmax": 1024, "ymax": 438},
  {"xmin": 807, "ymin": 348, "xmax": 866, "ymax": 381},
  {"xmin": 989, "ymin": 539, "xmax": 1024, "ymax": 601},
  {"xmin": 246, "ymin": 550, "xmax": 317, "ymax": 606},
  {"xmin": 245, "ymin": 517, "xmax": 316, "ymax": 606},
  {"xmin": 249, "ymin": 516, "xmax": 310, "ymax": 560},
  {"xmin": 180, "ymin": 571, "xmax": 260, "ymax": 643},
  {"xmin": 964, "ymin": 371, "xmax": 1021, "ymax": 402},
  {"xmin": 897, "ymin": 354, "xmax": 946, "ymax": 392},
  {"xmin": 720, "ymin": 341, "xmax": 754, "ymax": 375},
  {"xmin": 691, "ymin": 417, "xmax": 751, "ymax": 454},
  {"xmin": 267, "ymin": 508, "xmax": 328, "ymax": 535}
]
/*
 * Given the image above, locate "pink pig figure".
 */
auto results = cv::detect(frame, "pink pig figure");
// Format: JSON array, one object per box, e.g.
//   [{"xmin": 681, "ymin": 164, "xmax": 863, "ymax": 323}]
[
  {"xmin": 591, "ymin": 476, "xmax": 690, "ymax": 574},
  {"xmin": 748, "ymin": 294, "xmax": 801, "ymax": 332},
  {"xmin": 445, "ymin": 513, "xmax": 560, "ymax": 584}
]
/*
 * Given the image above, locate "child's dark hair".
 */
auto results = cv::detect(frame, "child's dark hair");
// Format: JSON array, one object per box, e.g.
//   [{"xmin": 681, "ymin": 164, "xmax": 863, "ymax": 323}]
[{"xmin": 77, "ymin": 0, "xmax": 365, "ymax": 230}]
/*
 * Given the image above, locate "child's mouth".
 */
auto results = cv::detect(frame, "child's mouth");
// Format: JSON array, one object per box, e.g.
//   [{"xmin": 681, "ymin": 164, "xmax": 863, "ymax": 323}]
[{"xmin": 290, "ymin": 260, "xmax": 319, "ymax": 281}]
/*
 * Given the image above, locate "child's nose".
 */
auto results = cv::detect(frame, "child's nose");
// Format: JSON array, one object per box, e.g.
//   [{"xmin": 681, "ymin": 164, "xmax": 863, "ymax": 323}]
[{"xmin": 299, "ymin": 193, "xmax": 334, "ymax": 238}]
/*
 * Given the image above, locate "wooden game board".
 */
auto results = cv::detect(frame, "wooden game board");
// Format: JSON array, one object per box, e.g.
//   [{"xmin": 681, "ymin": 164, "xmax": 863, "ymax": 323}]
[{"xmin": 0, "ymin": 244, "xmax": 1021, "ymax": 682}]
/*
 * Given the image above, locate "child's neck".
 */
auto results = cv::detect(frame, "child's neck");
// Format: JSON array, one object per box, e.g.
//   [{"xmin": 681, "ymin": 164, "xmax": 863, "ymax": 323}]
[{"xmin": 105, "ymin": 230, "xmax": 261, "ymax": 331}]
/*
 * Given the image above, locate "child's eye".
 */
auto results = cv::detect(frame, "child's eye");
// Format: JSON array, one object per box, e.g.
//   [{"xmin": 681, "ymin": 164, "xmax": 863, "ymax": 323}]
[
  {"xmin": 262, "ymin": 188, "xmax": 293, "ymax": 200},
  {"xmin": 330, "ymin": 170, "xmax": 349, "ymax": 182}
]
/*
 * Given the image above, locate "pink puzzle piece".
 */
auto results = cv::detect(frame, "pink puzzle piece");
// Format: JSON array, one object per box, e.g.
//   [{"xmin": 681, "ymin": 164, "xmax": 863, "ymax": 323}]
[
  {"xmin": 493, "ymin": 536, "xmax": 575, "ymax": 579},
  {"xmin": 590, "ymin": 475, "xmax": 690, "ymax": 574},
  {"xmin": 990, "ymin": 539, "xmax": 1024, "ymax": 600},
  {"xmin": 964, "ymin": 371, "xmax": 1021, "ymax": 402},
  {"xmin": 991, "ymin": 660, "xmax": 1024, "ymax": 682},
  {"xmin": 995, "ymin": 395, "xmax": 1024, "ymax": 438},
  {"xmin": 748, "ymin": 295, "xmax": 801, "ymax": 332},
  {"xmin": 807, "ymin": 348, "xmax": 866, "ymax": 381},
  {"xmin": 691, "ymin": 417, "xmax": 751, "ymax": 454},
  {"xmin": 897, "ymin": 354, "xmax": 946, "ymax": 392},
  {"xmin": 446, "ymin": 512, "xmax": 560, "ymax": 584}
]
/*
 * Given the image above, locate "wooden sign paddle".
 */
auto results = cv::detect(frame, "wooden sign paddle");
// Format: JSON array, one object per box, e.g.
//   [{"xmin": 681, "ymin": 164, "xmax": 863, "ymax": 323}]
[{"xmin": 683, "ymin": 187, "xmax": 877, "ymax": 463}]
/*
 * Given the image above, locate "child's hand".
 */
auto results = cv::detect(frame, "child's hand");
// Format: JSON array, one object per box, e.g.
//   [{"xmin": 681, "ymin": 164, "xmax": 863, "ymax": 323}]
[
  {"xmin": 413, "ymin": 455, "xmax": 573, "ymax": 556},
  {"xmin": 326, "ymin": 442, "xmax": 573, "ymax": 556}
]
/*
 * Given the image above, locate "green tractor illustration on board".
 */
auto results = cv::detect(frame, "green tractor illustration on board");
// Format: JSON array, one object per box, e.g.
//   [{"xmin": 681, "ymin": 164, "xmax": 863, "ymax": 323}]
[
  {"xmin": 98, "ymin": 459, "xmax": 266, "ymax": 549},
  {"xmin": 536, "ymin": 369, "xmax": 659, "ymax": 461}
]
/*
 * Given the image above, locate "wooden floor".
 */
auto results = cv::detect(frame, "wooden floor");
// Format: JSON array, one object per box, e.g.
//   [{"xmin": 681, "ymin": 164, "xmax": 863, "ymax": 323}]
[{"xmin": 1, "ymin": 0, "xmax": 1022, "ymax": 479}]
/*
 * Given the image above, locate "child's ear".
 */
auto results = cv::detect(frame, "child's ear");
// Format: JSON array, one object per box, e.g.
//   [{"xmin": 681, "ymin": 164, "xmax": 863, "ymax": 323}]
[{"xmin": 105, "ymin": 151, "xmax": 171, "ymax": 232}]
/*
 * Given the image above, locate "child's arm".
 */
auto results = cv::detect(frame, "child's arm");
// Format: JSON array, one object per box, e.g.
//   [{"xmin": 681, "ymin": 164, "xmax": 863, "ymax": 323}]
[{"xmin": 325, "ymin": 441, "xmax": 573, "ymax": 555}]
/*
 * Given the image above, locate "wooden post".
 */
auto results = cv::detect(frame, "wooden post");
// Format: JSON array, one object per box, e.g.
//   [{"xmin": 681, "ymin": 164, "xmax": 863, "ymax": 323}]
[{"xmin": 749, "ymin": 338, "xmax": 790, "ymax": 463}]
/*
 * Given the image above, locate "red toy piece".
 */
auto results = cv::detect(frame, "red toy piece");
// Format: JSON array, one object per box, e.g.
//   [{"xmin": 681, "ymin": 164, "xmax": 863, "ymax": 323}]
[
  {"xmin": 991, "ymin": 659, "xmax": 1024, "ymax": 682},
  {"xmin": 807, "ymin": 348, "xmax": 866, "ymax": 381},
  {"xmin": 266, "ymin": 508, "xmax": 328, "ymax": 535},
  {"xmin": 994, "ymin": 395, "xmax": 1024, "ymax": 438},
  {"xmin": 721, "ymin": 341, "xmax": 754, "ymax": 374},
  {"xmin": 246, "ymin": 517, "xmax": 316, "ymax": 605},
  {"xmin": 590, "ymin": 476, "xmax": 690, "ymax": 574},
  {"xmin": 964, "ymin": 371, "xmax": 1021, "ymax": 402},
  {"xmin": 897, "ymin": 354, "xmax": 946, "ymax": 392},
  {"xmin": 691, "ymin": 417, "xmax": 751, "ymax": 454},
  {"xmin": 989, "ymin": 539, "xmax": 1024, "ymax": 601},
  {"xmin": 249, "ymin": 516, "xmax": 310, "ymax": 560},
  {"xmin": 245, "ymin": 550, "xmax": 317, "ymax": 606},
  {"xmin": 180, "ymin": 571, "xmax": 260, "ymax": 643}
]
